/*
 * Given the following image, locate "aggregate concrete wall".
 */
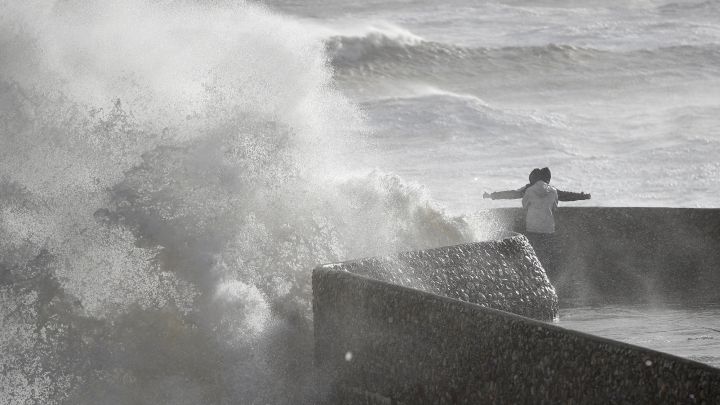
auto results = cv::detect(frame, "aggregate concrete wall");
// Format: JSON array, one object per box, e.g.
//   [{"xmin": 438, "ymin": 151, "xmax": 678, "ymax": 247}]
[
  {"xmin": 477, "ymin": 207, "xmax": 720, "ymax": 304},
  {"xmin": 313, "ymin": 268, "xmax": 720, "ymax": 404},
  {"xmin": 317, "ymin": 235, "xmax": 558, "ymax": 321}
]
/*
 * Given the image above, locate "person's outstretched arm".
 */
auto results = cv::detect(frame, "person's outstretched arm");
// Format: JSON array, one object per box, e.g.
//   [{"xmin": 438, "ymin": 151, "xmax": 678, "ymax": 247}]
[
  {"xmin": 557, "ymin": 190, "xmax": 591, "ymax": 202},
  {"xmin": 483, "ymin": 185, "xmax": 529, "ymax": 200}
]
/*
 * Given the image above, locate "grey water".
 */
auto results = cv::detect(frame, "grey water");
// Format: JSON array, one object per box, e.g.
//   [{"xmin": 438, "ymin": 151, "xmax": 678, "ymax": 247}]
[
  {"xmin": 270, "ymin": 0, "xmax": 720, "ymax": 214},
  {"xmin": 558, "ymin": 303, "xmax": 720, "ymax": 369},
  {"xmin": 0, "ymin": 0, "xmax": 718, "ymax": 403}
]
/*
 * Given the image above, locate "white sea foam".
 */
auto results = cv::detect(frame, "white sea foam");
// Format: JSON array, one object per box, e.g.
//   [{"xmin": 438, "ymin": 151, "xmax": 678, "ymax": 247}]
[{"xmin": 0, "ymin": 1, "xmax": 474, "ymax": 403}]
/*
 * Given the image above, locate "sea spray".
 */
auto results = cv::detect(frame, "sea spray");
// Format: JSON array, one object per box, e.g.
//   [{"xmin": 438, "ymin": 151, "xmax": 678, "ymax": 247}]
[{"xmin": 0, "ymin": 1, "xmax": 474, "ymax": 403}]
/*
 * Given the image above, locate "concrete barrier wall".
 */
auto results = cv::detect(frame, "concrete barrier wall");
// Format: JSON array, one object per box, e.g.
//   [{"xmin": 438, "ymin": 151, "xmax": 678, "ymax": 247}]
[
  {"xmin": 313, "ymin": 268, "xmax": 720, "ymax": 404},
  {"xmin": 316, "ymin": 235, "xmax": 558, "ymax": 321},
  {"xmin": 477, "ymin": 207, "xmax": 720, "ymax": 304},
  {"xmin": 312, "ymin": 208, "xmax": 720, "ymax": 403}
]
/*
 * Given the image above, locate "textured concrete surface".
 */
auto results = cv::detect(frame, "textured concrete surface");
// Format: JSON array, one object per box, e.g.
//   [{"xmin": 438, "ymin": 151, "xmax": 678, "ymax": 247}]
[
  {"xmin": 476, "ymin": 207, "xmax": 720, "ymax": 304},
  {"xmin": 317, "ymin": 234, "xmax": 558, "ymax": 321},
  {"xmin": 313, "ymin": 268, "xmax": 720, "ymax": 404},
  {"xmin": 313, "ymin": 214, "xmax": 720, "ymax": 404}
]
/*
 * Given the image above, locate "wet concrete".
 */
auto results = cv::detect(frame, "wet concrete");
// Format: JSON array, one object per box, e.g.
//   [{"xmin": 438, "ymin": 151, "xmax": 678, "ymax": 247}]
[
  {"xmin": 478, "ymin": 207, "xmax": 720, "ymax": 304},
  {"xmin": 313, "ymin": 212, "xmax": 720, "ymax": 403}
]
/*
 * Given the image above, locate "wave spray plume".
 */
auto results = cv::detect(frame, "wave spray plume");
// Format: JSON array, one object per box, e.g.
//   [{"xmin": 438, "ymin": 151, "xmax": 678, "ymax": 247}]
[{"xmin": 0, "ymin": 1, "xmax": 474, "ymax": 403}]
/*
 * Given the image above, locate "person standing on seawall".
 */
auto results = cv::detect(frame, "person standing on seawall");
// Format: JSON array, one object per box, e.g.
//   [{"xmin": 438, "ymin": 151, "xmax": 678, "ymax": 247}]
[
  {"xmin": 483, "ymin": 168, "xmax": 591, "ymax": 202},
  {"xmin": 521, "ymin": 167, "xmax": 559, "ymax": 280}
]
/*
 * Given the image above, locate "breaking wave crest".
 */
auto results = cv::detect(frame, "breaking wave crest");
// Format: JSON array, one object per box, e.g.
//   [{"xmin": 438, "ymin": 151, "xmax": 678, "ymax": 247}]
[
  {"xmin": 0, "ymin": 1, "xmax": 474, "ymax": 404},
  {"xmin": 327, "ymin": 28, "xmax": 720, "ymax": 80}
]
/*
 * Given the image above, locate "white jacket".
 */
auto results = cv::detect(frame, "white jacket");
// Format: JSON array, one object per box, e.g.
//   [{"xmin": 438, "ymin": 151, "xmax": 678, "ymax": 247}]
[{"xmin": 522, "ymin": 181, "xmax": 558, "ymax": 234}]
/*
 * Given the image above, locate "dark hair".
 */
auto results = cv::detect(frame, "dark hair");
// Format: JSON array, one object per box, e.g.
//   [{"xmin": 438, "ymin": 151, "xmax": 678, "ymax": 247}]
[
  {"xmin": 539, "ymin": 167, "xmax": 551, "ymax": 183},
  {"xmin": 528, "ymin": 168, "xmax": 542, "ymax": 184}
]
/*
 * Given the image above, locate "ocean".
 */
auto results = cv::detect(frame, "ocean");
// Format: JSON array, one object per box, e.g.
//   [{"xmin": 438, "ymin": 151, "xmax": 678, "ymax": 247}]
[
  {"xmin": 299, "ymin": 0, "xmax": 720, "ymax": 214},
  {"xmin": 0, "ymin": 0, "xmax": 718, "ymax": 403}
]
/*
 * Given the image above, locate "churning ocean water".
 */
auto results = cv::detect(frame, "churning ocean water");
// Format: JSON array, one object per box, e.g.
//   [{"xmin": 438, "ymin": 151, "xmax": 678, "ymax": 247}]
[
  {"xmin": 293, "ymin": 0, "xmax": 720, "ymax": 214},
  {"xmin": 0, "ymin": 0, "xmax": 718, "ymax": 403}
]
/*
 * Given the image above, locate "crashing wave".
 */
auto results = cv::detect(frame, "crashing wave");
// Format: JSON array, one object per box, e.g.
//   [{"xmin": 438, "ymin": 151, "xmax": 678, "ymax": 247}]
[
  {"xmin": 0, "ymin": 1, "xmax": 474, "ymax": 403},
  {"xmin": 327, "ymin": 29, "xmax": 720, "ymax": 80}
]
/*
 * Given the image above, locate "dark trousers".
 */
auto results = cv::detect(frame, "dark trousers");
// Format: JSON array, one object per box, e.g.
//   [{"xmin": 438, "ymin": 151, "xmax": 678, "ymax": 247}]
[{"xmin": 524, "ymin": 232, "xmax": 557, "ymax": 280}]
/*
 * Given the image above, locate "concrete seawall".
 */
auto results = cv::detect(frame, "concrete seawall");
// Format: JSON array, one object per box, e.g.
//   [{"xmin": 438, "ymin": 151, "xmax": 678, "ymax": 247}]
[
  {"xmin": 314, "ymin": 268, "xmax": 720, "ymax": 404},
  {"xmin": 476, "ymin": 207, "xmax": 720, "ymax": 304},
  {"xmin": 316, "ymin": 236, "xmax": 558, "ymax": 321},
  {"xmin": 313, "ymin": 208, "xmax": 720, "ymax": 403}
]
